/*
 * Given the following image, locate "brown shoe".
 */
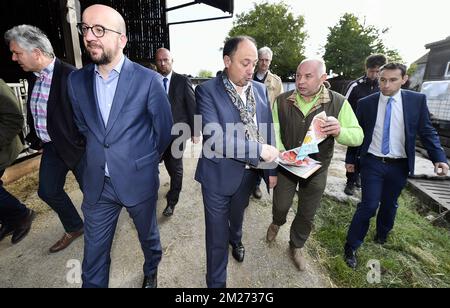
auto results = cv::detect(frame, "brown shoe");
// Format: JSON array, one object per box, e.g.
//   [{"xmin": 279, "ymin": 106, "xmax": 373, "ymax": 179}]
[
  {"xmin": 266, "ymin": 223, "xmax": 280, "ymax": 243},
  {"xmin": 290, "ymin": 247, "xmax": 307, "ymax": 271},
  {"xmin": 49, "ymin": 229, "xmax": 84, "ymax": 253}
]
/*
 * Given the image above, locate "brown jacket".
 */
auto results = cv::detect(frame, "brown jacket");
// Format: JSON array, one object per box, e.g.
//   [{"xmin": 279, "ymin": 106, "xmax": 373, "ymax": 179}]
[{"xmin": 264, "ymin": 71, "xmax": 283, "ymax": 108}]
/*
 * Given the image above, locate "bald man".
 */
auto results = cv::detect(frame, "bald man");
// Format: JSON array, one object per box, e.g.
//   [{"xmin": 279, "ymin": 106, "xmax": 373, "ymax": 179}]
[
  {"xmin": 268, "ymin": 58, "xmax": 363, "ymax": 271},
  {"xmin": 68, "ymin": 4, "xmax": 173, "ymax": 288},
  {"xmin": 155, "ymin": 48, "xmax": 199, "ymax": 217}
]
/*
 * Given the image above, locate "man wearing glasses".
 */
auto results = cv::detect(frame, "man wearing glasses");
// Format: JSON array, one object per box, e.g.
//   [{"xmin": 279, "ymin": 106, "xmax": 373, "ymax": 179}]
[
  {"xmin": 68, "ymin": 4, "xmax": 173, "ymax": 288},
  {"xmin": 5, "ymin": 25, "xmax": 86, "ymax": 253}
]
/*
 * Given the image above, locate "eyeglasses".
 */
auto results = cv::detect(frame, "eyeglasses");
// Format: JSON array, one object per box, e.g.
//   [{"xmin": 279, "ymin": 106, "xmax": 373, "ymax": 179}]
[{"xmin": 77, "ymin": 23, "xmax": 122, "ymax": 38}]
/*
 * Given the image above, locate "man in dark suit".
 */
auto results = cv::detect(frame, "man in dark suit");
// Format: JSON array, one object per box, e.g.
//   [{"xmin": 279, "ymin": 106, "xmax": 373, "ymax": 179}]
[
  {"xmin": 155, "ymin": 48, "xmax": 199, "ymax": 217},
  {"xmin": 68, "ymin": 4, "xmax": 173, "ymax": 288},
  {"xmin": 5, "ymin": 25, "xmax": 85, "ymax": 253},
  {"xmin": 0, "ymin": 79, "xmax": 35, "ymax": 245},
  {"xmin": 343, "ymin": 54, "xmax": 387, "ymax": 196},
  {"xmin": 344, "ymin": 63, "xmax": 449, "ymax": 268},
  {"xmin": 195, "ymin": 36, "xmax": 279, "ymax": 288}
]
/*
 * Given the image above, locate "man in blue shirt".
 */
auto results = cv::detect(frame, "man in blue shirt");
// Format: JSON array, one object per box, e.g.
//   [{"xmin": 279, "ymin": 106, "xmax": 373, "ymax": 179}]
[{"xmin": 344, "ymin": 63, "xmax": 449, "ymax": 269}]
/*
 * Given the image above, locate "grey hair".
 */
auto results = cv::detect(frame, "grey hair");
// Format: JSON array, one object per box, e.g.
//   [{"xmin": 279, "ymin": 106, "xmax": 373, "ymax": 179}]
[
  {"xmin": 300, "ymin": 58, "xmax": 327, "ymax": 75},
  {"xmin": 5, "ymin": 25, "xmax": 55, "ymax": 58},
  {"xmin": 258, "ymin": 46, "xmax": 273, "ymax": 59}
]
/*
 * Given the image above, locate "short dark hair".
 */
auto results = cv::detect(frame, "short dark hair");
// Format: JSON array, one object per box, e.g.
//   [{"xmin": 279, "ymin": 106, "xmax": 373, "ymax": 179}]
[
  {"xmin": 223, "ymin": 36, "xmax": 257, "ymax": 58},
  {"xmin": 380, "ymin": 62, "xmax": 407, "ymax": 77},
  {"xmin": 365, "ymin": 54, "xmax": 387, "ymax": 69}
]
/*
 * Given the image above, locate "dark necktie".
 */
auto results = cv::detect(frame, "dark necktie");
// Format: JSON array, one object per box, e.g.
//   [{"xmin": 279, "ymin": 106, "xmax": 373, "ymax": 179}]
[{"xmin": 163, "ymin": 77, "xmax": 168, "ymax": 93}]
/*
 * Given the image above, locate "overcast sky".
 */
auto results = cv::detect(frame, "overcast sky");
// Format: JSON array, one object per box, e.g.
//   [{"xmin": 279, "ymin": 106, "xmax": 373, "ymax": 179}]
[{"xmin": 166, "ymin": 0, "xmax": 449, "ymax": 76}]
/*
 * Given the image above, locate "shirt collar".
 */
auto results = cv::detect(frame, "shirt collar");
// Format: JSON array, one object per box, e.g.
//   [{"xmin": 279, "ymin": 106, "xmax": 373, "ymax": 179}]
[
  {"xmin": 164, "ymin": 71, "xmax": 173, "ymax": 82},
  {"xmin": 95, "ymin": 54, "xmax": 125, "ymax": 76},
  {"xmin": 290, "ymin": 85, "xmax": 326, "ymax": 105},
  {"xmin": 380, "ymin": 89, "xmax": 402, "ymax": 103},
  {"xmin": 230, "ymin": 79, "xmax": 252, "ymax": 95},
  {"xmin": 33, "ymin": 58, "xmax": 56, "ymax": 78},
  {"xmin": 255, "ymin": 71, "xmax": 268, "ymax": 80}
]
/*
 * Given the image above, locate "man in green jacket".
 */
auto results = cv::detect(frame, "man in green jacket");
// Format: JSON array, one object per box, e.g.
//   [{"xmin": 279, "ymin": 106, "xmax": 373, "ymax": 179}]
[
  {"xmin": 266, "ymin": 59, "xmax": 363, "ymax": 271},
  {"xmin": 0, "ymin": 79, "xmax": 35, "ymax": 244}
]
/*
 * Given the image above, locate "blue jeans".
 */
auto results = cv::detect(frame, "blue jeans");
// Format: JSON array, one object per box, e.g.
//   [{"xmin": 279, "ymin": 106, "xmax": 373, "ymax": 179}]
[
  {"xmin": 38, "ymin": 142, "xmax": 84, "ymax": 233},
  {"xmin": 0, "ymin": 169, "xmax": 28, "ymax": 225}
]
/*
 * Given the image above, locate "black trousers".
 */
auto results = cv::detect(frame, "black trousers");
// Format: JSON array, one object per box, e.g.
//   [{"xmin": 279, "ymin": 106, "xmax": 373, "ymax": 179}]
[
  {"xmin": 162, "ymin": 141, "xmax": 185, "ymax": 207},
  {"xmin": 346, "ymin": 146, "xmax": 361, "ymax": 185},
  {"xmin": 0, "ymin": 169, "xmax": 28, "ymax": 226}
]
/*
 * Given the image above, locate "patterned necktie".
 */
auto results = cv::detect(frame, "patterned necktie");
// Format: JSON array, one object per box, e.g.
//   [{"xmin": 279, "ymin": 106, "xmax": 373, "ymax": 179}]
[
  {"xmin": 381, "ymin": 97, "xmax": 393, "ymax": 155},
  {"xmin": 163, "ymin": 77, "xmax": 168, "ymax": 93}
]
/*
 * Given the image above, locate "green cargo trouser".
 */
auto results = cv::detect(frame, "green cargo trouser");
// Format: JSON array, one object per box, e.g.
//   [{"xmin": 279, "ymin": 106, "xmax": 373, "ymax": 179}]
[{"xmin": 272, "ymin": 166, "xmax": 328, "ymax": 248}]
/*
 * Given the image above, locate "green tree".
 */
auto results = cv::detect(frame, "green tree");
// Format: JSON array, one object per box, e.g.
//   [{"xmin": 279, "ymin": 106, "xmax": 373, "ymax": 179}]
[
  {"xmin": 198, "ymin": 70, "xmax": 213, "ymax": 78},
  {"xmin": 407, "ymin": 63, "xmax": 418, "ymax": 77},
  {"xmin": 227, "ymin": 1, "xmax": 307, "ymax": 80},
  {"xmin": 323, "ymin": 13, "xmax": 403, "ymax": 79}
]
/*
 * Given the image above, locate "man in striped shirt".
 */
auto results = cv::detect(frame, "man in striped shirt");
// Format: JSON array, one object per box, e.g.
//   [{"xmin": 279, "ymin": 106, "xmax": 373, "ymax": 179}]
[{"xmin": 5, "ymin": 25, "xmax": 86, "ymax": 253}]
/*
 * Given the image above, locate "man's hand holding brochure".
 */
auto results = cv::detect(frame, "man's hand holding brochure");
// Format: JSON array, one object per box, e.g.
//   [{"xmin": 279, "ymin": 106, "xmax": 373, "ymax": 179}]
[{"xmin": 276, "ymin": 111, "xmax": 328, "ymax": 179}]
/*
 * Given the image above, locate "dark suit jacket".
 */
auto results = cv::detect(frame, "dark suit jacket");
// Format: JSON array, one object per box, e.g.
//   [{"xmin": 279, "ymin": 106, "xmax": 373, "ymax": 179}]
[
  {"xmin": 26, "ymin": 58, "xmax": 85, "ymax": 170},
  {"xmin": 68, "ymin": 57, "xmax": 173, "ymax": 206},
  {"xmin": 195, "ymin": 77, "xmax": 277, "ymax": 196},
  {"xmin": 347, "ymin": 90, "xmax": 447, "ymax": 174},
  {"xmin": 168, "ymin": 72, "xmax": 199, "ymax": 139}
]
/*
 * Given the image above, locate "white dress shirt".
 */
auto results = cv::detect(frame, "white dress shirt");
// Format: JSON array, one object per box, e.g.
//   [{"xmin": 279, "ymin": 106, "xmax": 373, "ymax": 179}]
[{"xmin": 368, "ymin": 90, "xmax": 407, "ymax": 158}]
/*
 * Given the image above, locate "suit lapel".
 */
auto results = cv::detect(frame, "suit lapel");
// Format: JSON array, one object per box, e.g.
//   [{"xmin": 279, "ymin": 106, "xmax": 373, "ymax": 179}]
[
  {"xmin": 215, "ymin": 77, "xmax": 240, "ymax": 123},
  {"xmin": 46, "ymin": 58, "xmax": 60, "ymax": 119},
  {"xmin": 105, "ymin": 57, "xmax": 135, "ymax": 135},
  {"xmin": 401, "ymin": 90, "xmax": 411, "ymax": 142},
  {"xmin": 252, "ymin": 83, "xmax": 264, "ymax": 127},
  {"xmin": 168, "ymin": 72, "xmax": 176, "ymax": 104},
  {"xmin": 365, "ymin": 94, "xmax": 380, "ymax": 148},
  {"xmin": 84, "ymin": 65, "xmax": 106, "ymax": 135}
]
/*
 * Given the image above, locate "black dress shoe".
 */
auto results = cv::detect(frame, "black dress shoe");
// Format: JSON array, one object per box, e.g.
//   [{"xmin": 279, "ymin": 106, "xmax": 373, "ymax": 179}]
[
  {"xmin": 142, "ymin": 271, "xmax": 157, "ymax": 288},
  {"xmin": 0, "ymin": 224, "xmax": 14, "ymax": 242},
  {"xmin": 253, "ymin": 186, "xmax": 262, "ymax": 199},
  {"xmin": 11, "ymin": 209, "xmax": 35, "ymax": 244},
  {"xmin": 163, "ymin": 204, "xmax": 175, "ymax": 217},
  {"xmin": 344, "ymin": 244, "xmax": 357, "ymax": 269},
  {"xmin": 230, "ymin": 242, "xmax": 245, "ymax": 262},
  {"xmin": 374, "ymin": 235, "xmax": 386, "ymax": 245},
  {"xmin": 355, "ymin": 175, "xmax": 361, "ymax": 188},
  {"xmin": 344, "ymin": 183, "xmax": 355, "ymax": 196}
]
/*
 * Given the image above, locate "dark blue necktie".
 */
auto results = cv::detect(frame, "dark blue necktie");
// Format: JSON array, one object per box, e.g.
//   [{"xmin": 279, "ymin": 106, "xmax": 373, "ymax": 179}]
[
  {"xmin": 163, "ymin": 77, "xmax": 168, "ymax": 93},
  {"xmin": 381, "ymin": 97, "xmax": 394, "ymax": 155}
]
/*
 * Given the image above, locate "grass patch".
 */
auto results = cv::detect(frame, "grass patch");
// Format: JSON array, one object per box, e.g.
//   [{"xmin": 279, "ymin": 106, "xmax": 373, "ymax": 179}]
[
  {"xmin": 308, "ymin": 190, "xmax": 450, "ymax": 288},
  {"xmin": 4, "ymin": 171, "xmax": 80, "ymax": 214}
]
